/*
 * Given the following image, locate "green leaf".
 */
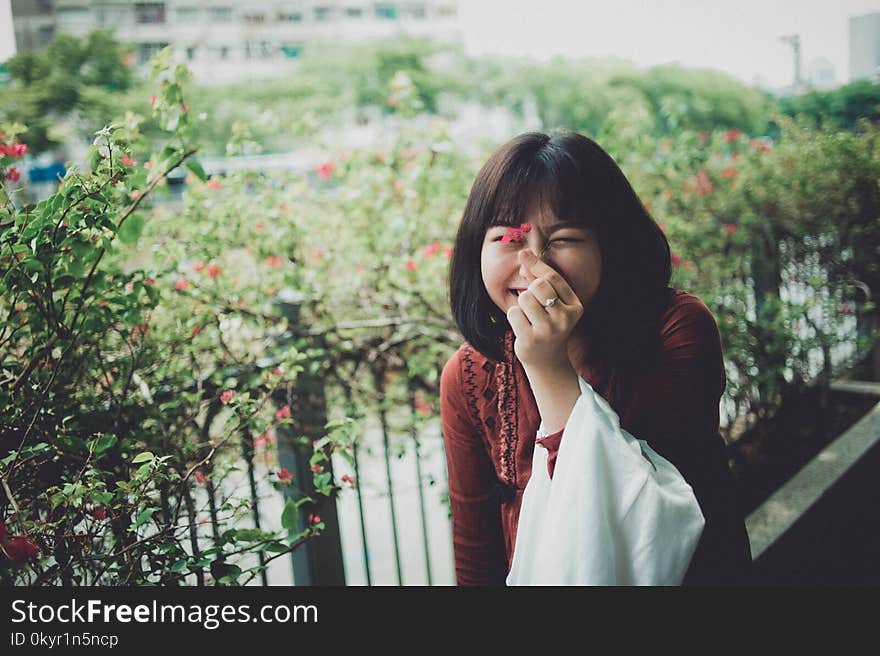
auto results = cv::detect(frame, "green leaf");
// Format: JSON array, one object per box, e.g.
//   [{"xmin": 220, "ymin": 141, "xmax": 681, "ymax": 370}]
[
  {"xmin": 185, "ymin": 159, "xmax": 208, "ymax": 182},
  {"xmin": 131, "ymin": 451, "xmax": 155, "ymax": 464},
  {"xmin": 90, "ymin": 434, "xmax": 117, "ymax": 455},
  {"xmin": 117, "ymin": 214, "xmax": 145, "ymax": 245},
  {"xmin": 170, "ymin": 559, "xmax": 189, "ymax": 573},
  {"xmin": 281, "ymin": 498, "xmax": 300, "ymax": 531},
  {"xmin": 135, "ymin": 507, "xmax": 157, "ymax": 527}
]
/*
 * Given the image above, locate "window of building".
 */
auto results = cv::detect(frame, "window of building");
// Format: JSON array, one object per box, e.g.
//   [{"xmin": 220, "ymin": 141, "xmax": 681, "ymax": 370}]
[
  {"xmin": 314, "ymin": 6, "xmax": 333, "ymax": 21},
  {"xmin": 176, "ymin": 7, "xmax": 199, "ymax": 23},
  {"xmin": 219, "ymin": 46, "xmax": 230, "ymax": 60},
  {"xmin": 135, "ymin": 3, "xmax": 166, "ymax": 24},
  {"xmin": 209, "ymin": 7, "xmax": 233, "ymax": 23},
  {"xmin": 243, "ymin": 13, "xmax": 266, "ymax": 25},
  {"xmin": 400, "ymin": 3, "xmax": 425, "ymax": 18},
  {"xmin": 278, "ymin": 12, "xmax": 303, "ymax": 22},
  {"xmin": 139, "ymin": 42, "xmax": 170, "ymax": 64},
  {"xmin": 57, "ymin": 6, "xmax": 92, "ymax": 28},
  {"xmin": 437, "ymin": 5, "xmax": 456, "ymax": 18},
  {"xmin": 186, "ymin": 46, "xmax": 196, "ymax": 61},
  {"xmin": 374, "ymin": 4, "xmax": 397, "ymax": 20},
  {"xmin": 345, "ymin": 7, "xmax": 364, "ymax": 18}
]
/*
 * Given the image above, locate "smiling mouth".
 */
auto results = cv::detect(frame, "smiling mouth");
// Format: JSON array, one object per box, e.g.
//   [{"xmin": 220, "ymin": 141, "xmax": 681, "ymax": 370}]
[{"xmin": 509, "ymin": 288, "xmax": 527, "ymax": 297}]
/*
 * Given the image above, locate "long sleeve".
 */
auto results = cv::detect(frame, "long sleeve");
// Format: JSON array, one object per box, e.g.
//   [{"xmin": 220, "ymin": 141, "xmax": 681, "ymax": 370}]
[{"xmin": 440, "ymin": 352, "xmax": 508, "ymax": 586}]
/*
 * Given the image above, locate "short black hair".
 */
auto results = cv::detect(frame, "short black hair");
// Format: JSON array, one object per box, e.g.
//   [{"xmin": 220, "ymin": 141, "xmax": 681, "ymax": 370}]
[{"xmin": 449, "ymin": 131, "xmax": 672, "ymax": 375}]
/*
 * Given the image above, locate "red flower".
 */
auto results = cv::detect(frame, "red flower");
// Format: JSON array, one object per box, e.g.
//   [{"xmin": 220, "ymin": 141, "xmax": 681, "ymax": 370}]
[
  {"xmin": 205, "ymin": 177, "xmax": 221, "ymax": 190},
  {"xmin": 694, "ymin": 170, "xmax": 713, "ymax": 196},
  {"xmin": 181, "ymin": 103, "xmax": 189, "ymax": 112},
  {"xmin": 191, "ymin": 325, "xmax": 202, "ymax": 338},
  {"xmin": 277, "ymin": 468, "xmax": 293, "ymax": 484},
  {"xmin": 341, "ymin": 474, "xmax": 355, "ymax": 487},
  {"xmin": 144, "ymin": 277, "xmax": 156, "ymax": 285},
  {"xmin": 206, "ymin": 264, "xmax": 222, "ymax": 278},
  {"xmin": 130, "ymin": 189, "xmax": 141, "ymax": 200},
  {"xmin": 92, "ymin": 507, "xmax": 107, "ymax": 521},
  {"xmin": 220, "ymin": 390, "xmax": 236, "ymax": 404},
  {"xmin": 316, "ymin": 162, "xmax": 335, "ymax": 180},
  {"xmin": 311, "ymin": 248, "xmax": 325, "ymax": 260},
  {"xmin": 725, "ymin": 224, "xmax": 738, "ymax": 235},
  {"xmin": 120, "ymin": 155, "xmax": 137, "ymax": 167},
  {"xmin": 751, "ymin": 140, "xmax": 771, "ymax": 153},
  {"xmin": 721, "ymin": 167, "xmax": 738, "ymax": 179},
  {"xmin": 255, "ymin": 222, "xmax": 265, "ymax": 232},
  {"xmin": 684, "ymin": 261, "xmax": 695, "ymax": 271},
  {"xmin": 275, "ymin": 405, "xmax": 291, "ymax": 420},
  {"xmin": 264, "ymin": 255, "xmax": 283, "ymax": 267},
  {"xmin": 657, "ymin": 222, "xmax": 666, "ymax": 232},
  {"xmin": 443, "ymin": 246, "xmax": 453, "ymax": 259},
  {"xmin": 698, "ymin": 131, "xmax": 708, "ymax": 144},
  {"xmin": 415, "ymin": 401, "xmax": 431, "ymax": 415},
  {"xmin": 194, "ymin": 470, "xmax": 206, "ymax": 484},
  {"xmin": 150, "ymin": 94, "xmax": 157, "ymax": 105},
  {"xmin": 5, "ymin": 167, "xmax": 21, "ymax": 183},
  {"xmin": 422, "ymin": 241, "xmax": 440, "ymax": 257},
  {"xmin": 309, "ymin": 514, "xmax": 321, "ymax": 525},
  {"xmin": 14, "ymin": 143, "xmax": 27, "ymax": 157},
  {"xmin": 501, "ymin": 222, "xmax": 532, "ymax": 244},
  {"xmin": 174, "ymin": 278, "xmax": 190, "ymax": 291},
  {"xmin": 4, "ymin": 536, "xmax": 40, "ymax": 562},
  {"xmin": 724, "ymin": 129, "xmax": 741, "ymax": 143},
  {"xmin": 99, "ymin": 300, "xmax": 109, "ymax": 307},
  {"xmin": 273, "ymin": 367, "xmax": 282, "ymax": 376},
  {"xmin": 406, "ymin": 260, "xmax": 417, "ymax": 272},
  {"xmin": 194, "ymin": 262, "xmax": 204, "ymax": 273},
  {"xmin": 670, "ymin": 252, "xmax": 682, "ymax": 267},
  {"xmin": 311, "ymin": 464, "xmax": 322, "ymax": 474}
]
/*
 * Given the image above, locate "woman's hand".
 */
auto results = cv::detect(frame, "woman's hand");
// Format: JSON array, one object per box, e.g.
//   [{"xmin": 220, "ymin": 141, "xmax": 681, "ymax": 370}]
[{"xmin": 506, "ymin": 249, "xmax": 584, "ymax": 373}]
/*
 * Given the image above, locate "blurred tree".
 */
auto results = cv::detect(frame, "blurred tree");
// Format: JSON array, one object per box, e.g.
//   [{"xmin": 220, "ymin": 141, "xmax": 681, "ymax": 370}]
[
  {"xmin": 0, "ymin": 31, "xmax": 135, "ymax": 154},
  {"xmin": 778, "ymin": 79, "xmax": 880, "ymax": 131}
]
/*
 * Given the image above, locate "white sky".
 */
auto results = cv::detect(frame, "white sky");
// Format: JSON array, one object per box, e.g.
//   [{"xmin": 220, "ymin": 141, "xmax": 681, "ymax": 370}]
[{"xmin": 457, "ymin": 0, "xmax": 880, "ymax": 88}]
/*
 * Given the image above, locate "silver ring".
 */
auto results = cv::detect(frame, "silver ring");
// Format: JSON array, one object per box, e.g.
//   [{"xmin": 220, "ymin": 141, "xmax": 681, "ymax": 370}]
[{"xmin": 544, "ymin": 297, "xmax": 558, "ymax": 308}]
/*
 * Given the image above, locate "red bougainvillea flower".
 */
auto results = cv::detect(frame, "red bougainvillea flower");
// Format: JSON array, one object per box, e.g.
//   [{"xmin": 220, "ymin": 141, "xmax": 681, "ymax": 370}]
[
  {"xmin": 220, "ymin": 390, "xmax": 236, "ymax": 404},
  {"xmin": 406, "ymin": 260, "xmax": 417, "ymax": 272},
  {"xmin": 129, "ymin": 189, "xmax": 141, "ymax": 200},
  {"xmin": 120, "ymin": 155, "xmax": 137, "ymax": 167},
  {"xmin": 144, "ymin": 277, "xmax": 156, "ymax": 285},
  {"xmin": 5, "ymin": 167, "xmax": 21, "ymax": 183},
  {"xmin": 316, "ymin": 162, "xmax": 335, "ymax": 180},
  {"xmin": 273, "ymin": 367, "xmax": 283, "ymax": 376},
  {"xmin": 191, "ymin": 325, "xmax": 201, "ymax": 338},
  {"xmin": 277, "ymin": 468, "xmax": 293, "ymax": 484},
  {"xmin": 341, "ymin": 474, "xmax": 355, "ymax": 487},
  {"xmin": 684, "ymin": 261, "xmax": 695, "ymax": 271},
  {"xmin": 0, "ymin": 143, "xmax": 27, "ymax": 157},
  {"xmin": 194, "ymin": 262, "xmax": 204, "ymax": 273},
  {"xmin": 721, "ymin": 167, "xmax": 738, "ymax": 179},
  {"xmin": 309, "ymin": 514, "xmax": 321, "ymax": 525},
  {"xmin": 181, "ymin": 103, "xmax": 190, "ymax": 112},
  {"xmin": 670, "ymin": 252, "xmax": 682, "ymax": 267},
  {"xmin": 501, "ymin": 222, "xmax": 532, "ymax": 244},
  {"xmin": 205, "ymin": 177, "xmax": 221, "ymax": 190},
  {"xmin": 92, "ymin": 507, "xmax": 107, "ymax": 521},
  {"xmin": 206, "ymin": 264, "xmax": 222, "ymax": 278},
  {"xmin": 751, "ymin": 139, "xmax": 771, "ymax": 153},
  {"xmin": 264, "ymin": 255, "xmax": 283, "ymax": 267},
  {"xmin": 415, "ymin": 401, "xmax": 431, "ymax": 415},
  {"xmin": 311, "ymin": 248, "xmax": 325, "ymax": 260},
  {"xmin": 698, "ymin": 131, "xmax": 709, "ymax": 144},
  {"xmin": 150, "ymin": 94, "xmax": 157, "ymax": 105},
  {"xmin": 422, "ymin": 241, "xmax": 440, "ymax": 257},
  {"xmin": 311, "ymin": 464, "xmax": 322, "ymax": 474},
  {"xmin": 443, "ymin": 246, "xmax": 453, "ymax": 259},
  {"xmin": 656, "ymin": 222, "xmax": 666, "ymax": 232},
  {"xmin": 694, "ymin": 170, "xmax": 713, "ymax": 197},
  {"xmin": 194, "ymin": 470, "xmax": 206, "ymax": 484},
  {"xmin": 724, "ymin": 129, "xmax": 741, "ymax": 143},
  {"xmin": 725, "ymin": 224, "xmax": 738, "ymax": 235},
  {"xmin": 275, "ymin": 405, "xmax": 291, "ymax": 420},
  {"xmin": 4, "ymin": 536, "xmax": 40, "ymax": 563},
  {"xmin": 174, "ymin": 278, "xmax": 190, "ymax": 291},
  {"xmin": 255, "ymin": 222, "xmax": 265, "ymax": 232}
]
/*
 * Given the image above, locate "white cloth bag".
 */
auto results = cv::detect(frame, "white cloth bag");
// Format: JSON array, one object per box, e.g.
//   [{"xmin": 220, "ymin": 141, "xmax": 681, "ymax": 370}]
[{"xmin": 506, "ymin": 376, "xmax": 705, "ymax": 586}]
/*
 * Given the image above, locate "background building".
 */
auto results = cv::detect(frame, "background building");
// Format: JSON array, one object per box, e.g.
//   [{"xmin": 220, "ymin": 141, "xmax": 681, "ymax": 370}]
[
  {"xmin": 9, "ymin": 0, "xmax": 461, "ymax": 82},
  {"xmin": 849, "ymin": 12, "xmax": 880, "ymax": 82}
]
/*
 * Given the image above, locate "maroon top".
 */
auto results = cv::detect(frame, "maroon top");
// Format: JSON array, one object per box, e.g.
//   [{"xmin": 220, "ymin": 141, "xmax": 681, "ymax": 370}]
[{"xmin": 440, "ymin": 288, "xmax": 752, "ymax": 586}]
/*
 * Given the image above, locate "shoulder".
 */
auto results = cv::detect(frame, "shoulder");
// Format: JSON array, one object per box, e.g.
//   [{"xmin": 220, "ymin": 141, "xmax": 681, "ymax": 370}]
[
  {"xmin": 441, "ymin": 342, "xmax": 494, "ymax": 396},
  {"xmin": 657, "ymin": 288, "xmax": 722, "ymax": 350}
]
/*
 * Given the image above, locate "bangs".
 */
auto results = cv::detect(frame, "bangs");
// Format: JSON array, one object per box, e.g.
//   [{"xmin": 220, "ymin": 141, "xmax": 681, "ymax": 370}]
[{"xmin": 486, "ymin": 146, "xmax": 597, "ymax": 230}]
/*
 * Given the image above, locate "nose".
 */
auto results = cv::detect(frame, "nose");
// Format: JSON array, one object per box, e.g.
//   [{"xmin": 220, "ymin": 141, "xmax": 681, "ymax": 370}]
[{"xmin": 516, "ymin": 241, "xmax": 541, "ymax": 282}]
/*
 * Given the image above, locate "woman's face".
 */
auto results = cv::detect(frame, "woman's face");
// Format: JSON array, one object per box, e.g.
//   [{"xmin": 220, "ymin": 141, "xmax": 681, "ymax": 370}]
[{"xmin": 480, "ymin": 203, "xmax": 602, "ymax": 317}]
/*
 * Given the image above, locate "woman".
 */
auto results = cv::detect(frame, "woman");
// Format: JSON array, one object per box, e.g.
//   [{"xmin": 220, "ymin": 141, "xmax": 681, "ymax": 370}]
[{"xmin": 441, "ymin": 131, "xmax": 752, "ymax": 585}]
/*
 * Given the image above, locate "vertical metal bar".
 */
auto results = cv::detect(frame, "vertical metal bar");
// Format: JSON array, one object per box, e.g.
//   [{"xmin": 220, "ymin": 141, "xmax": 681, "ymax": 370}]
[
  {"xmin": 273, "ymin": 289, "xmax": 346, "ymax": 585},
  {"xmin": 409, "ymin": 384, "xmax": 433, "ymax": 586},
  {"xmin": 240, "ymin": 428, "xmax": 268, "ymax": 586},
  {"xmin": 375, "ymin": 369, "xmax": 403, "ymax": 585},
  {"xmin": 344, "ymin": 386, "xmax": 372, "ymax": 586}
]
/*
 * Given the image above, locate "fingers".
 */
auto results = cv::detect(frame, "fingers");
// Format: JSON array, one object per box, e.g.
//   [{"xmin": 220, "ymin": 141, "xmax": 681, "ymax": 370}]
[{"xmin": 517, "ymin": 249, "xmax": 579, "ymax": 306}]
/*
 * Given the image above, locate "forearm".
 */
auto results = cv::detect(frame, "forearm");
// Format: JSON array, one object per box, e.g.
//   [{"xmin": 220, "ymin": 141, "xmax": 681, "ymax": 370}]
[{"xmin": 522, "ymin": 362, "xmax": 581, "ymax": 434}]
